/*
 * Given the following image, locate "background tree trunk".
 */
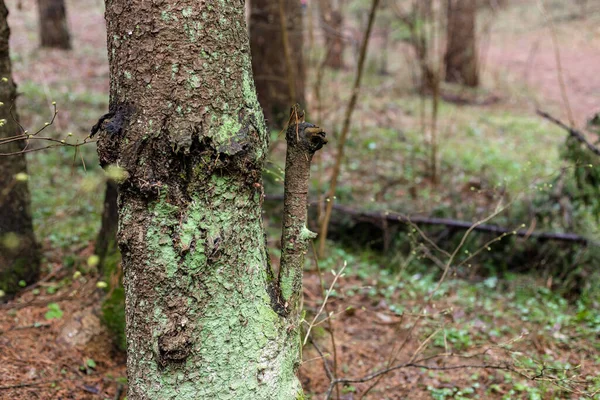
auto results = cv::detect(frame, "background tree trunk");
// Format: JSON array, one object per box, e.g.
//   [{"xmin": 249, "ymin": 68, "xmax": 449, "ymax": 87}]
[
  {"xmin": 95, "ymin": 179, "xmax": 125, "ymax": 351},
  {"xmin": 318, "ymin": 0, "xmax": 344, "ymax": 69},
  {"xmin": 99, "ymin": 1, "xmax": 303, "ymax": 397},
  {"xmin": 37, "ymin": 0, "xmax": 71, "ymax": 49},
  {"xmin": 250, "ymin": 0, "xmax": 305, "ymax": 128},
  {"xmin": 0, "ymin": 0, "xmax": 40, "ymax": 297},
  {"xmin": 95, "ymin": 180, "xmax": 119, "ymax": 274},
  {"xmin": 444, "ymin": 0, "xmax": 479, "ymax": 87}
]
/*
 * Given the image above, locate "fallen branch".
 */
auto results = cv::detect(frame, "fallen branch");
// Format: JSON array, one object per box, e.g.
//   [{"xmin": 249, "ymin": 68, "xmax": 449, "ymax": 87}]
[
  {"xmin": 265, "ymin": 195, "xmax": 590, "ymax": 245},
  {"xmin": 537, "ymin": 110, "xmax": 600, "ymax": 157},
  {"xmin": 324, "ymin": 360, "xmax": 515, "ymax": 399}
]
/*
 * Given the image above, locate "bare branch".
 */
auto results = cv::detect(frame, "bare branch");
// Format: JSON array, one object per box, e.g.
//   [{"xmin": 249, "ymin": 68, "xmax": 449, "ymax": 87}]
[{"xmin": 537, "ymin": 109, "xmax": 600, "ymax": 157}]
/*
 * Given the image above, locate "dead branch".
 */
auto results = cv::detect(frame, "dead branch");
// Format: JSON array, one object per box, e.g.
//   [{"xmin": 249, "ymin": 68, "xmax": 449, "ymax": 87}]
[
  {"xmin": 324, "ymin": 360, "xmax": 515, "ymax": 400},
  {"xmin": 318, "ymin": 0, "xmax": 380, "ymax": 257},
  {"xmin": 537, "ymin": 110, "xmax": 600, "ymax": 157}
]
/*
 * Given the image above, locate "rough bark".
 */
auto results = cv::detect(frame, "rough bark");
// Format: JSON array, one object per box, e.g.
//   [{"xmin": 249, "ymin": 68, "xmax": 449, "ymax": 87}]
[
  {"xmin": 250, "ymin": 0, "xmax": 305, "ymax": 128},
  {"xmin": 444, "ymin": 0, "xmax": 479, "ymax": 87},
  {"xmin": 318, "ymin": 0, "xmax": 344, "ymax": 69},
  {"xmin": 98, "ymin": 1, "xmax": 315, "ymax": 398},
  {"xmin": 0, "ymin": 0, "xmax": 40, "ymax": 297},
  {"xmin": 37, "ymin": 0, "xmax": 71, "ymax": 49}
]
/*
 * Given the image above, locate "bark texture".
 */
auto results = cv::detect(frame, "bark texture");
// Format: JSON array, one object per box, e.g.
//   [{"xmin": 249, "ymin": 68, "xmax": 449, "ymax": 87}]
[
  {"xmin": 318, "ymin": 0, "xmax": 344, "ymax": 69},
  {"xmin": 99, "ymin": 1, "xmax": 308, "ymax": 398},
  {"xmin": 0, "ymin": 0, "xmax": 40, "ymax": 297},
  {"xmin": 250, "ymin": 0, "xmax": 305, "ymax": 128},
  {"xmin": 445, "ymin": 0, "xmax": 479, "ymax": 87},
  {"xmin": 37, "ymin": 0, "xmax": 71, "ymax": 49}
]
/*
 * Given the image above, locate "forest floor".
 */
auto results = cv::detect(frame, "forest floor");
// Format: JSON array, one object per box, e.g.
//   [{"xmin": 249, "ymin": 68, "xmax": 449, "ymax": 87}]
[{"xmin": 1, "ymin": 0, "xmax": 600, "ymax": 399}]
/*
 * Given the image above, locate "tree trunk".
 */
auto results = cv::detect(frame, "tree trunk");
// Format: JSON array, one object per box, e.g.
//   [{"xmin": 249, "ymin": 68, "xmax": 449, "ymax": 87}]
[
  {"xmin": 95, "ymin": 179, "xmax": 125, "ymax": 350},
  {"xmin": 95, "ymin": 179, "xmax": 119, "ymax": 274},
  {"xmin": 250, "ymin": 0, "xmax": 305, "ymax": 128},
  {"xmin": 444, "ymin": 0, "xmax": 479, "ymax": 87},
  {"xmin": 98, "ymin": 1, "xmax": 312, "ymax": 397},
  {"xmin": 37, "ymin": 0, "xmax": 71, "ymax": 49},
  {"xmin": 318, "ymin": 0, "xmax": 344, "ymax": 69},
  {"xmin": 0, "ymin": 0, "xmax": 40, "ymax": 297}
]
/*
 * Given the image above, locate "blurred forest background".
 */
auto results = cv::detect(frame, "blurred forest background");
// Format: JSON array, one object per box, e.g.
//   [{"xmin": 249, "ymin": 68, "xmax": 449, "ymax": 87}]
[{"xmin": 1, "ymin": 0, "xmax": 600, "ymax": 398}]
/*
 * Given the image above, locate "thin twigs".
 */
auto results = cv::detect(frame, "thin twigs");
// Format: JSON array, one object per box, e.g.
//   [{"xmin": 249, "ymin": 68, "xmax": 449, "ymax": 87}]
[
  {"xmin": 0, "ymin": 102, "xmax": 93, "ymax": 156},
  {"xmin": 537, "ymin": 110, "xmax": 600, "ymax": 157},
  {"xmin": 302, "ymin": 260, "xmax": 347, "ymax": 346},
  {"xmin": 537, "ymin": 0, "xmax": 574, "ymax": 126},
  {"xmin": 325, "ymin": 360, "xmax": 514, "ymax": 400},
  {"xmin": 428, "ymin": 198, "xmax": 512, "ymax": 301},
  {"xmin": 310, "ymin": 242, "xmax": 340, "ymax": 399},
  {"xmin": 318, "ymin": 0, "xmax": 380, "ymax": 257}
]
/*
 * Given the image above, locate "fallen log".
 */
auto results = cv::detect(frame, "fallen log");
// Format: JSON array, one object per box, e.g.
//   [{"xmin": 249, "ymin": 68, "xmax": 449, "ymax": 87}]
[{"xmin": 264, "ymin": 195, "xmax": 590, "ymax": 246}]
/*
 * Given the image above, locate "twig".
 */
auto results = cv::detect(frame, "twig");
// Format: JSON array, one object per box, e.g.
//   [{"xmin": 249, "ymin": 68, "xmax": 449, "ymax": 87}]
[
  {"xmin": 0, "ymin": 294, "xmax": 72, "ymax": 310},
  {"xmin": 0, "ymin": 379, "xmax": 60, "ymax": 391},
  {"xmin": 318, "ymin": 0, "xmax": 380, "ymax": 257},
  {"xmin": 309, "ymin": 336, "xmax": 334, "ymax": 382},
  {"xmin": 537, "ymin": 110, "xmax": 600, "ymax": 157},
  {"xmin": 325, "ymin": 360, "xmax": 514, "ymax": 399},
  {"xmin": 302, "ymin": 261, "xmax": 346, "ymax": 346},
  {"xmin": 310, "ymin": 242, "xmax": 340, "ymax": 397},
  {"xmin": 537, "ymin": 0, "xmax": 574, "ymax": 126}
]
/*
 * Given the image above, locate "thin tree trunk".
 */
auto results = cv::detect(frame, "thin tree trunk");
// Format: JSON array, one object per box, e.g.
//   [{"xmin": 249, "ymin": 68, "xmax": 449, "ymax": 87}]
[
  {"xmin": 37, "ymin": 0, "xmax": 71, "ymax": 49},
  {"xmin": 95, "ymin": 179, "xmax": 119, "ymax": 274},
  {"xmin": 250, "ymin": 0, "xmax": 305, "ymax": 128},
  {"xmin": 98, "ymin": 1, "xmax": 320, "ymax": 397},
  {"xmin": 0, "ymin": 0, "xmax": 40, "ymax": 297},
  {"xmin": 95, "ymin": 179, "xmax": 125, "ymax": 350},
  {"xmin": 319, "ymin": 0, "xmax": 345, "ymax": 69},
  {"xmin": 444, "ymin": 0, "xmax": 479, "ymax": 87}
]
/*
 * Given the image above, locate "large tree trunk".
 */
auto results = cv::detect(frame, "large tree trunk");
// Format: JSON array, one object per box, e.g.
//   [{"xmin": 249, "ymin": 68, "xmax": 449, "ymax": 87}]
[
  {"xmin": 250, "ymin": 0, "xmax": 305, "ymax": 128},
  {"xmin": 37, "ymin": 0, "xmax": 71, "ymax": 49},
  {"xmin": 98, "ymin": 1, "xmax": 311, "ymax": 397},
  {"xmin": 318, "ymin": 0, "xmax": 344, "ymax": 69},
  {"xmin": 444, "ymin": 0, "xmax": 479, "ymax": 87},
  {"xmin": 0, "ymin": 0, "xmax": 40, "ymax": 298}
]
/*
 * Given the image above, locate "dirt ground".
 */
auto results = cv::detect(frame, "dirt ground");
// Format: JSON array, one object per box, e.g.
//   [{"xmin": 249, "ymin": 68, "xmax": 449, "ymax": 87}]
[{"xmin": 1, "ymin": 0, "xmax": 599, "ymax": 399}]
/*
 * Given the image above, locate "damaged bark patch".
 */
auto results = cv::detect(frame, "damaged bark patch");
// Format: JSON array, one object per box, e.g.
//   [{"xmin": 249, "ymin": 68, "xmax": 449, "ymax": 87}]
[{"xmin": 158, "ymin": 327, "xmax": 192, "ymax": 366}]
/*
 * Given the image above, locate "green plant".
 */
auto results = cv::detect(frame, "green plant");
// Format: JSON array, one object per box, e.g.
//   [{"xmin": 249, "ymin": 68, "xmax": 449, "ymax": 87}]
[{"xmin": 44, "ymin": 303, "xmax": 64, "ymax": 320}]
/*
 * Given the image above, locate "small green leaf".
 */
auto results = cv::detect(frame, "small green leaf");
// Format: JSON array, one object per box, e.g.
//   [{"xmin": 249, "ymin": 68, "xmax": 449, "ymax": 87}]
[
  {"xmin": 86, "ymin": 358, "xmax": 97, "ymax": 369},
  {"xmin": 44, "ymin": 303, "xmax": 64, "ymax": 320}
]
